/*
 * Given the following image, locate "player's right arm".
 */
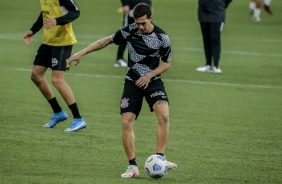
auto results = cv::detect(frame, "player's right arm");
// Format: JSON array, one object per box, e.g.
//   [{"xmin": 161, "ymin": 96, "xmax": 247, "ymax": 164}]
[
  {"xmin": 23, "ymin": 12, "xmax": 43, "ymax": 46},
  {"xmin": 66, "ymin": 37, "xmax": 113, "ymax": 67}
]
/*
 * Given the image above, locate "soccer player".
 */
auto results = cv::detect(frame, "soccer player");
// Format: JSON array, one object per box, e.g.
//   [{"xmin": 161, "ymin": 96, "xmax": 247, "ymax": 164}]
[
  {"xmin": 196, "ymin": 0, "xmax": 232, "ymax": 74},
  {"xmin": 114, "ymin": 0, "xmax": 152, "ymax": 68},
  {"xmin": 23, "ymin": 0, "xmax": 86, "ymax": 132},
  {"xmin": 66, "ymin": 3, "xmax": 177, "ymax": 178},
  {"xmin": 249, "ymin": 0, "xmax": 273, "ymax": 22}
]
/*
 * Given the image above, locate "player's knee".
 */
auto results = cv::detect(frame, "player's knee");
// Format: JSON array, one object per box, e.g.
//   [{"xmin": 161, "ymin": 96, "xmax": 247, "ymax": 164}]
[
  {"xmin": 158, "ymin": 113, "xmax": 169, "ymax": 126},
  {"xmin": 51, "ymin": 77, "xmax": 63, "ymax": 88},
  {"xmin": 121, "ymin": 115, "xmax": 135, "ymax": 130},
  {"xmin": 31, "ymin": 72, "xmax": 40, "ymax": 86},
  {"xmin": 122, "ymin": 118, "xmax": 131, "ymax": 127}
]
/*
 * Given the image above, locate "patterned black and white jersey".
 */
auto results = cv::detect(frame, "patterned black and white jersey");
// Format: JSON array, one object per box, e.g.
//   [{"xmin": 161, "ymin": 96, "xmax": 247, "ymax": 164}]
[{"xmin": 111, "ymin": 23, "xmax": 172, "ymax": 81}]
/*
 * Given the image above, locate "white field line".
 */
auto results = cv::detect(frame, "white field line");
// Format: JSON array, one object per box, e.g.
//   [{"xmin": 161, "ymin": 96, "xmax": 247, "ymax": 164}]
[
  {"xmin": 2, "ymin": 33, "xmax": 282, "ymax": 58},
  {"xmin": 13, "ymin": 68, "xmax": 282, "ymax": 90},
  {"xmin": 175, "ymin": 47, "xmax": 282, "ymax": 57}
]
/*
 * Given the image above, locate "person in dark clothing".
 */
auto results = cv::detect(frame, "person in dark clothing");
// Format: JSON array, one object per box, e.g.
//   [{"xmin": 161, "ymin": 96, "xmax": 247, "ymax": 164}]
[
  {"xmin": 114, "ymin": 0, "xmax": 152, "ymax": 67},
  {"xmin": 196, "ymin": 0, "xmax": 232, "ymax": 74},
  {"xmin": 66, "ymin": 3, "xmax": 177, "ymax": 178}
]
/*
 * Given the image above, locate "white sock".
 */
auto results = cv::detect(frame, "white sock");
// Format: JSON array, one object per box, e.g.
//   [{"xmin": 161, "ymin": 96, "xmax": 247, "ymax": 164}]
[
  {"xmin": 254, "ymin": 8, "xmax": 261, "ymax": 20},
  {"xmin": 249, "ymin": 2, "xmax": 256, "ymax": 10},
  {"xmin": 264, "ymin": 0, "xmax": 271, "ymax": 6}
]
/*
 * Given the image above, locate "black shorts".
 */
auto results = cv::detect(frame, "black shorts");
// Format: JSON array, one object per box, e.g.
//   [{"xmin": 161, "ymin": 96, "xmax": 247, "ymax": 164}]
[
  {"xmin": 120, "ymin": 79, "xmax": 169, "ymax": 119},
  {"xmin": 33, "ymin": 44, "xmax": 73, "ymax": 71}
]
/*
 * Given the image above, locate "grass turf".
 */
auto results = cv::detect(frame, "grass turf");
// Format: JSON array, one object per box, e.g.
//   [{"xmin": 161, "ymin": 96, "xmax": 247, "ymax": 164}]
[{"xmin": 0, "ymin": 0, "xmax": 281, "ymax": 183}]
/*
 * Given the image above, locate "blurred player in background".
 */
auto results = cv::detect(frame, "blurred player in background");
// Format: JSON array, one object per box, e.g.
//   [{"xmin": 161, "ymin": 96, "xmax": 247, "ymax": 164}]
[
  {"xmin": 23, "ymin": 0, "xmax": 86, "ymax": 132},
  {"xmin": 66, "ymin": 3, "xmax": 177, "ymax": 178},
  {"xmin": 249, "ymin": 0, "xmax": 273, "ymax": 22},
  {"xmin": 196, "ymin": 0, "xmax": 232, "ymax": 74},
  {"xmin": 114, "ymin": 0, "xmax": 152, "ymax": 67}
]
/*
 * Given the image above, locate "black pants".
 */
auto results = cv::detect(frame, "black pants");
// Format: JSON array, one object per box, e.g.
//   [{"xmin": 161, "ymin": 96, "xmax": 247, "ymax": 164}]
[{"xmin": 200, "ymin": 21, "xmax": 223, "ymax": 67}]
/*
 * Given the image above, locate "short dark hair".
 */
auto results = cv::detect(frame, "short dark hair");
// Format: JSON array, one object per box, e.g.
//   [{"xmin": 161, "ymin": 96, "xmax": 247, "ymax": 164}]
[{"xmin": 133, "ymin": 3, "xmax": 152, "ymax": 19}]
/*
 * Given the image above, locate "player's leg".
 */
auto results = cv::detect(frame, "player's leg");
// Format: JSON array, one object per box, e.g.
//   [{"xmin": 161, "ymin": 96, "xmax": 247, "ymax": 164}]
[
  {"xmin": 145, "ymin": 81, "xmax": 169, "ymax": 154},
  {"xmin": 146, "ymin": 80, "xmax": 177, "ymax": 170},
  {"xmin": 252, "ymin": 0, "xmax": 262, "ymax": 22},
  {"xmin": 196, "ymin": 22, "xmax": 213, "ymax": 72},
  {"xmin": 253, "ymin": 0, "xmax": 263, "ymax": 7},
  {"xmin": 51, "ymin": 45, "xmax": 86, "ymax": 132},
  {"xmin": 210, "ymin": 22, "xmax": 223, "ymax": 73},
  {"xmin": 31, "ymin": 65, "xmax": 53, "ymax": 100},
  {"xmin": 263, "ymin": 0, "xmax": 273, "ymax": 15},
  {"xmin": 31, "ymin": 44, "xmax": 54, "ymax": 100},
  {"xmin": 249, "ymin": 0, "xmax": 256, "ymax": 15},
  {"xmin": 51, "ymin": 70, "xmax": 75, "ymax": 105},
  {"xmin": 121, "ymin": 112, "xmax": 140, "ymax": 178},
  {"xmin": 152, "ymin": 100, "xmax": 176, "ymax": 170},
  {"xmin": 120, "ymin": 82, "xmax": 142, "ymax": 178},
  {"xmin": 153, "ymin": 100, "xmax": 169, "ymax": 154},
  {"xmin": 121, "ymin": 112, "xmax": 137, "ymax": 163},
  {"xmin": 31, "ymin": 44, "xmax": 67, "ymax": 128}
]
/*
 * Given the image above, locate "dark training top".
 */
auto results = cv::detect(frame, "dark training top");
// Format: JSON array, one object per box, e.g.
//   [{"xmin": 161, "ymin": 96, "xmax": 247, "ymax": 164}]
[
  {"xmin": 198, "ymin": 0, "xmax": 232, "ymax": 22},
  {"xmin": 111, "ymin": 23, "xmax": 172, "ymax": 82},
  {"xmin": 121, "ymin": 0, "xmax": 152, "ymax": 9}
]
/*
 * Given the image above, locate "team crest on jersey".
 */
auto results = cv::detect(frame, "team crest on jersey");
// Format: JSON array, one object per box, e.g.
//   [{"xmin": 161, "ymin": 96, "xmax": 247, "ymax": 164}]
[
  {"xmin": 51, "ymin": 58, "xmax": 58, "ymax": 67},
  {"xmin": 121, "ymin": 98, "xmax": 129, "ymax": 109}
]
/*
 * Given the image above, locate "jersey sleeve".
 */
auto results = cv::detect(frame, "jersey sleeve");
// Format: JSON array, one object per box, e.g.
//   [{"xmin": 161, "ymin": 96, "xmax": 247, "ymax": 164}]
[
  {"xmin": 56, "ymin": 0, "xmax": 80, "ymax": 25},
  {"xmin": 30, "ymin": 12, "xmax": 43, "ymax": 35},
  {"xmin": 159, "ymin": 34, "xmax": 172, "ymax": 62},
  {"xmin": 111, "ymin": 26, "xmax": 130, "ymax": 45}
]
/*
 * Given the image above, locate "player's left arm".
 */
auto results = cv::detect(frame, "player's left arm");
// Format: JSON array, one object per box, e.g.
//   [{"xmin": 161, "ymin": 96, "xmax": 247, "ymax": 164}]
[
  {"xmin": 136, "ymin": 47, "xmax": 172, "ymax": 90},
  {"xmin": 149, "ymin": 61, "xmax": 171, "ymax": 78},
  {"xmin": 44, "ymin": 0, "xmax": 79, "ymax": 29},
  {"xmin": 150, "ymin": 42, "xmax": 172, "ymax": 78},
  {"xmin": 135, "ymin": 61, "xmax": 171, "ymax": 89},
  {"xmin": 57, "ymin": 0, "xmax": 80, "ymax": 25}
]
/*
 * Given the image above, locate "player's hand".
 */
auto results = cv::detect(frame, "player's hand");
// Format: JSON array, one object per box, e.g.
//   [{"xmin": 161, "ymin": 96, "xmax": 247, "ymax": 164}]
[
  {"xmin": 66, "ymin": 52, "xmax": 83, "ymax": 68},
  {"xmin": 23, "ymin": 30, "xmax": 33, "ymax": 46},
  {"xmin": 122, "ymin": 5, "xmax": 130, "ymax": 14},
  {"xmin": 135, "ymin": 73, "xmax": 151, "ymax": 89},
  {"xmin": 43, "ymin": 16, "xmax": 57, "ymax": 29}
]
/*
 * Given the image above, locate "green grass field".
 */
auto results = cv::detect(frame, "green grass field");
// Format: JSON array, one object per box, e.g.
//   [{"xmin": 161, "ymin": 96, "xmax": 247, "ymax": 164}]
[{"xmin": 0, "ymin": 0, "xmax": 282, "ymax": 183}]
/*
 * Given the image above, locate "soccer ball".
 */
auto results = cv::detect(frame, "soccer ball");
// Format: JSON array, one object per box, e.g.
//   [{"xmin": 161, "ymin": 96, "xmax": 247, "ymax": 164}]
[{"xmin": 144, "ymin": 154, "xmax": 168, "ymax": 178}]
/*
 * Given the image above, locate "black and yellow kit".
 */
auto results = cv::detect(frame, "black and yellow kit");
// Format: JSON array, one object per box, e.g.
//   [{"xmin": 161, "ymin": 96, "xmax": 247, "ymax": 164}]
[{"xmin": 30, "ymin": 0, "xmax": 80, "ymax": 46}]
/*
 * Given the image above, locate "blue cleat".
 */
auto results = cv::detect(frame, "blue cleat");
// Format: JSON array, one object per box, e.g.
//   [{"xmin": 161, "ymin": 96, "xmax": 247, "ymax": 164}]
[
  {"xmin": 43, "ymin": 110, "xmax": 68, "ymax": 128},
  {"xmin": 64, "ymin": 118, "xmax": 86, "ymax": 132}
]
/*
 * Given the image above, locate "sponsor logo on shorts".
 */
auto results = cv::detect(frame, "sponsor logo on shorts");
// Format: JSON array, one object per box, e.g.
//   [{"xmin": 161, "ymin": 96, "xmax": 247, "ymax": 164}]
[
  {"xmin": 52, "ymin": 58, "xmax": 58, "ymax": 67},
  {"xmin": 121, "ymin": 97, "xmax": 129, "ymax": 109},
  {"xmin": 150, "ymin": 91, "xmax": 166, "ymax": 98}
]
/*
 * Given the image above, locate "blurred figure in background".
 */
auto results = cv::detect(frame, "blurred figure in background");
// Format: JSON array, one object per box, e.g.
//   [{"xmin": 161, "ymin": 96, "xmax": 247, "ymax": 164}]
[
  {"xmin": 114, "ymin": 0, "xmax": 152, "ymax": 67},
  {"xmin": 249, "ymin": 0, "xmax": 273, "ymax": 22},
  {"xmin": 196, "ymin": 0, "xmax": 232, "ymax": 74}
]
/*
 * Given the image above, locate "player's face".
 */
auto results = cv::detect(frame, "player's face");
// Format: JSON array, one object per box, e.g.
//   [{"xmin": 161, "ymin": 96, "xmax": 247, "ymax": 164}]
[{"xmin": 134, "ymin": 15, "xmax": 153, "ymax": 34}]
